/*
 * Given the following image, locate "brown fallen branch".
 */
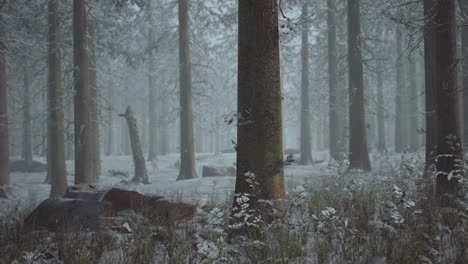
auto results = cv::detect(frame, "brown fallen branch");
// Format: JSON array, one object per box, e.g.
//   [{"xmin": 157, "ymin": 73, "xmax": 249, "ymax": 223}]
[{"xmin": 119, "ymin": 106, "xmax": 150, "ymax": 184}]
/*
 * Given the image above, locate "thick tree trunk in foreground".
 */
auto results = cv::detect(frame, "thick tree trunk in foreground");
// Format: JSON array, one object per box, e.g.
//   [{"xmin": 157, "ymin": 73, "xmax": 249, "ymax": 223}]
[
  {"xmin": 89, "ymin": 20, "xmax": 101, "ymax": 181},
  {"xmin": 434, "ymin": 0, "xmax": 463, "ymax": 203},
  {"xmin": 48, "ymin": 0, "xmax": 67, "ymax": 197},
  {"xmin": 0, "ymin": 12, "xmax": 9, "ymax": 186},
  {"xmin": 120, "ymin": 106, "xmax": 149, "ymax": 184},
  {"xmin": 408, "ymin": 56, "xmax": 419, "ymax": 152},
  {"xmin": 22, "ymin": 62, "xmax": 33, "ymax": 166},
  {"xmin": 73, "ymin": 0, "xmax": 93, "ymax": 184},
  {"xmin": 177, "ymin": 0, "xmax": 197, "ymax": 180},
  {"xmin": 299, "ymin": 2, "xmax": 312, "ymax": 165},
  {"xmin": 462, "ymin": 1, "xmax": 468, "ymax": 150},
  {"xmin": 423, "ymin": 0, "xmax": 438, "ymax": 173},
  {"xmin": 229, "ymin": 0, "xmax": 285, "ymax": 240},
  {"xmin": 347, "ymin": 0, "xmax": 371, "ymax": 171}
]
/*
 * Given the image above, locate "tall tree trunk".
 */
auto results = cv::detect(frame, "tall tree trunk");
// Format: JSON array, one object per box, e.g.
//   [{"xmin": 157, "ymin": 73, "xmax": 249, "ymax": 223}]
[
  {"xmin": 120, "ymin": 106, "xmax": 149, "ymax": 184},
  {"xmin": 73, "ymin": 0, "xmax": 92, "ymax": 184},
  {"xmin": 229, "ymin": 0, "xmax": 285, "ymax": 240},
  {"xmin": 148, "ymin": 26, "xmax": 158, "ymax": 161},
  {"xmin": 395, "ymin": 27, "xmax": 405, "ymax": 153},
  {"xmin": 424, "ymin": 0, "xmax": 438, "ymax": 173},
  {"xmin": 434, "ymin": 0, "xmax": 463, "ymax": 203},
  {"xmin": 328, "ymin": 0, "xmax": 341, "ymax": 162},
  {"xmin": 159, "ymin": 89, "xmax": 168, "ymax": 155},
  {"xmin": 0, "ymin": 11, "xmax": 9, "ymax": 186},
  {"xmin": 106, "ymin": 85, "xmax": 113, "ymax": 156},
  {"xmin": 177, "ymin": 0, "xmax": 197, "ymax": 180},
  {"xmin": 48, "ymin": 0, "xmax": 67, "ymax": 197},
  {"xmin": 409, "ymin": 56, "xmax": 419, "ymax": 152},
  {"xmin": 89, "ymin": 20, "xmax": 101, "ymax": 181},
  {"xmin": 22, "ymin": 61, "xmax": 33, "ymax": 165},
  {"xmin": 299, "ymin": 2, "xmax": 313, "ymax": 165},
  {"xmin": 347, "ymin": 0, "xmax": 371, "ymax": 171},
  {"xmin": 376, "ymin": 60, "xmax": 387, "ymax": 153},
  {"xmin": 462, "ymin": 0, "xmax": 468, "ymax": 150}
]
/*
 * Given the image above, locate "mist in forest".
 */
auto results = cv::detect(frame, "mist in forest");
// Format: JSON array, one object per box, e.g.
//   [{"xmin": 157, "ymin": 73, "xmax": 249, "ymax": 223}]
[{"xmin": 0, "ymin": 0, "xmax": 467, "ymax": 263}]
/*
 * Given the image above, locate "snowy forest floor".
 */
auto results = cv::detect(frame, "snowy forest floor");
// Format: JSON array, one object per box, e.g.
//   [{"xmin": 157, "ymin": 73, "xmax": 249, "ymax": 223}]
[{"xmin": 1, "ymin": 151, "xmax": 468, "ymax": 264}]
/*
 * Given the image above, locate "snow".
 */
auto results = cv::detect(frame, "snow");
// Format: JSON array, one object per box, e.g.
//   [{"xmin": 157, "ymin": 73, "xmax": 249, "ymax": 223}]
[{"xmin": 5, "ymin": 151, "xmax": 333, "ymax": 212}]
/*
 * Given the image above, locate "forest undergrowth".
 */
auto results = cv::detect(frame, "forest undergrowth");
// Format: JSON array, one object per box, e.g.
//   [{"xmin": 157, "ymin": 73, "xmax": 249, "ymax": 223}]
[{"xmin": 1, "ymin": 153, "xmax": 468, "ymax": 264}]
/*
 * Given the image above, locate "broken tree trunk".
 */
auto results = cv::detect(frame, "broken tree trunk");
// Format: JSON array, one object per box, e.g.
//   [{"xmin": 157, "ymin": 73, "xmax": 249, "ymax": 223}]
[{"xmin": 120, "ymin": 106, "xmax": 149, "ymax": 184}]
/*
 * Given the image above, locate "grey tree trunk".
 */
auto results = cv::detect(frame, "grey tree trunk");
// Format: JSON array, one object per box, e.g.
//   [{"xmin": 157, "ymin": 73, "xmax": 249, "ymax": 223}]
[
  {"xmin": 148, "ymin": 26, "xmax": 158, "ymax": 161},
  {"xmin": 347, "ymin": 0, "xmax": 371, "ymax": 171},
  {"xmin": 395, "ymin": 27, "xmax": 405, "ymax": 153},
  {"xmin": 48, "ymin": 0, "xmax": 67, "ymax": 197},
  {"xmin": 423, "ymin": 0, "xmax": 438, "ymax": 173},
  {"xmin": 0, "ymin": 11, "xmax": 9, "ymax": 186},
  {"xmin": 120, "ymin": 106, "xmax": 149, "ymax": 184},
  {"xmin": 229, "ymin": 0, "xmax": 285, "ymax": 240},
  {"xmin": 106, "ymin": 86, "xmax": 113, "ymax": 156},
  {"xmin": 89, "ymin": 20, "xmax": 101, "ymax": 181},
  {"xmin": 434, "ymin": 0, "xmax": 463, "ymax": 204},
  {"xmin": 177, "ymin": 0, "xmax": 197, "ymax": 180},
  {"xmin": 328, "ymin": 0, "xmax": 342, "ymax": 162},
  {"xmin": 73, "ymin": 0, "xmax": 93, "ymax": 184},
  {"xmin": 376, "ymin": 60, "xmax": 387, "ymax": 153},
  {"xmin": 408, "ymin": 56, "xmax": 419, "ymax": 152},
  {"xmin": 22, "ymin": 61, "xmax": 33, "ymax": 166},
  {"xmin": 299, "ymin": 2, "xmax": 313, "ymax": 165}
]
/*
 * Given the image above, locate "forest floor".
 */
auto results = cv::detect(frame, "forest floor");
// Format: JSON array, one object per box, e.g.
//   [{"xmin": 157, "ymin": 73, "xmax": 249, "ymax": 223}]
[{"xmin": 2, "ymin": 151, "xmax": 468, "ymax": 264}]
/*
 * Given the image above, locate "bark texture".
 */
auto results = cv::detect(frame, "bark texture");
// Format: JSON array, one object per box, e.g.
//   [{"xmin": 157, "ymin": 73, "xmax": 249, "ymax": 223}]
[
  {"xmin": 462, "ymin": 0, "xmax": 468, "ymax": 150},
  {"xmin": 299, "ymin": 2, "xmax": 313, "ymax": 165},
  {"xmin": 230, "ymin": 0, "xmax": 285, "ymax": 239},
  {"xmin": 347, "ymin": 0, "xmax": 371, "ymax": 171},
  {"xmin": 408, "ymin": 56, "xmax": 419, "ymax": 152},
  {"xmin": 22, "ymin": 61, "xmax": 33, "ymax": 165},
  {"xmin": 0, "ymin": 11, "xmax": 9, "ymax": 186},
  {"xmin": 148, "ymin": 26, "xmax": 158, "ymax": 161},
  {"xmin": 89, "ymin": 20, "xmax": 101, "ymax": 181},
  {"xmin": 395, "ymin": 27, "xmax": 405, "ymax": 153},
  {"xmin": 120, "ymin": 106, "xmax": 149, "ymax": 184},
  {"xmin": 434, "ymin": 0, "xmax": 463, "ymax": 202},
  {"xmin": 328, "ymin": 0, "xmax": 342, "ymax": 162},
  {"xmin": 48, "ymin": 0, "xmax": 67, "ymax": 197},
  {"xmin": 423, "ymin": 0, "xmax": 438, "ymax": 173},
  {"xmin": 177, "ymin": 0, "xmax": 197, "ymax": 180},
  {"xmin": 73, "ymin": 0, "xmax": 93, "ymax": 184},
  {"xmin": 376, "ymin": 60, "xmax": 387, "ymax": 153}
]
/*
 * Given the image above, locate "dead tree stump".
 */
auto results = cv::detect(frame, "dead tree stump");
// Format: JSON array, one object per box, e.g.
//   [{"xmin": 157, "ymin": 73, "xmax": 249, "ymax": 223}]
[{"xmin": 119, "ymin": 106, "xmax": 149, "ymax": 184}]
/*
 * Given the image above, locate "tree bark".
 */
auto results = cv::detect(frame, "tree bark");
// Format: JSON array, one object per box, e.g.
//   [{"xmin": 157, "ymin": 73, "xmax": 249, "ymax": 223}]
[
  {"xmin": 434, "ymin": 0, "xmax": 463, "ymax": 203},
  {"xmin": 0, "ymin": 11, "xmax": 9, "ymax": 186},
  {"xmin": 120, "ymin": 106, "xmax": 149, "ymax": 184},
  {"xmin": 88, "ymin": 20, "xmax": 101, "ymax": 181},
  {"xmin": 395, "ymin": 27, "xmax": 405, "ymax": 153},
  {"xmin": 347, "ymin": 0, "xmax": 371, "ymax": 171},
  {"xmin": 148, "ymin": 26, "xmax": 157, "ymax": 161},
  {"xmin": 229, "ymin": 0, "xmax": 285, "ymax": 240},
  {"xmin": 408, "ymin": 56, "xmax": 419, "ymax": 152},
  {"xmin": 177, "ymin": 0, "xmax": 197, "ymax": 180},
  {"xmin": 106, "ymin": 85, "xmax": 113, "ymax": 156},
  {"xmin": 462, "ymin": 0, "xmax": 468, "ymax": 150},
  {"xmin": 48, "ymin": 0, "xmax": 67, "ymax": 197},
  {"xmin": 73, "ymin": 0, "xmax": 93, "ymax": 184},
  {"xmin": 22, "ymin": 61, "xmax": 33, "ymax": 166},
  {"xmin": 423, "ymin": 0, "xmax": 438, "ymax": 173},
  {"xmin": 328, "ymin": 0, "xmax": 342, "ymax": 162},
  {"xmin": 376, "ymin": 60, "xmax": 387, "ymax": 153},
  {"xmin": 299, "ymin": 2, "xmax": 313, "ymax": 165}
]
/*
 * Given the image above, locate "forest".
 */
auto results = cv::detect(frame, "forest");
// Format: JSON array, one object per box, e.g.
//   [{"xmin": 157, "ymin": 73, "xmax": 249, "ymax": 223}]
[{"xmin": 0, "ymin": 0, "xmax": 467, "ymax": 263}]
